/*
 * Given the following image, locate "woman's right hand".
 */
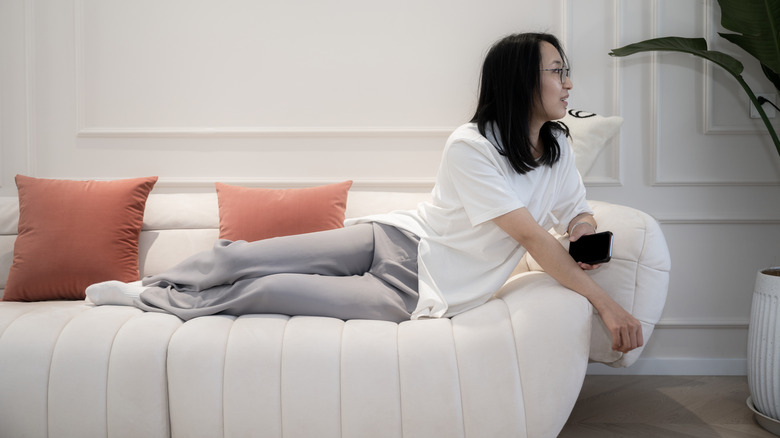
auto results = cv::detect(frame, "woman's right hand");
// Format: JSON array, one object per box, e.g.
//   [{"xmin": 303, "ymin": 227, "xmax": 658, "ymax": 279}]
[{"xmin": 596, "ymin": 300, "xmax": 644, "ymax": 353}]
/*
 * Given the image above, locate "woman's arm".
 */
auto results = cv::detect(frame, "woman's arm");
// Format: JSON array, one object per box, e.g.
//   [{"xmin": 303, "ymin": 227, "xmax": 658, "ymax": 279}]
[{"xmin": 493, "ymin": 207, "xmax": 643, "ymax": 353}]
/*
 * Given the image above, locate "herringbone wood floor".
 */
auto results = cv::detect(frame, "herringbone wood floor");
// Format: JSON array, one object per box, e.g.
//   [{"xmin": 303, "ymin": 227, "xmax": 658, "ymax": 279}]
[{"xmin": 558, "ymin": 375, "xmax": 778, "ymax": 437}]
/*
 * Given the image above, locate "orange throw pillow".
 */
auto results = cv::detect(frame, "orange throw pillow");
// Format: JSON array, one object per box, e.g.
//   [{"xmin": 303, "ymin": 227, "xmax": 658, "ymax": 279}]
[
  {"xmin": 216, "ymin": 181, "xmax": 352, "ymax": 242},
  {"xmin": 3, "ymin": 175, "xmax": 158, "ymax": 301}
]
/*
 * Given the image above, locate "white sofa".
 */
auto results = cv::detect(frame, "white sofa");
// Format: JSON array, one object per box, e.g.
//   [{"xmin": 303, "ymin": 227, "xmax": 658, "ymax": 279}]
[{"xmin": 0, "ymin": 188, "xmax": 670, "ymax": 438}]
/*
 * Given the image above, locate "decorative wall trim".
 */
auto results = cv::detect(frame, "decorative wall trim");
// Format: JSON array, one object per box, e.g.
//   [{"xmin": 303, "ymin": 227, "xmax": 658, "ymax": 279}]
[
  {"xmin": 24, "ymin": 0, "xmax": 36, "ymax": 177},
  {"xmin": 154, "ymin": 177, "xmax": 437, "ymax": 191},
  {"xmin": 609, "ymin": 0, "xmax": 623, "ymax": 186},
  {"xmin": 0, "ymin": 43, "xmax": 4, "ymax": 189},
  {"xmin": 648, "ymin": 0, "xmax": 663, "ymax": 187},
  {"xmin": 704, "ymin": 87, "xmax": 780, "ymax": 136},
  {"xmin": 702, "ymin": 0, "xmax": 778, "ymax": 136},
  {"xmin": 652, "ymin": 179, "xmax": 780, "ymax": 187},
  {"xmin": 703, "ymin": 71, "xmax": 766, "ymax": 135},
  {"xmin": 72, "ymin": 0, "xmax": 455, "ymax": 141},
  {"xmin": 582, "ymin": 176, "xmax": 622, "ymax": 187},
  {"xmin": 657, "ymin": 216, "xmax": 780, "ymax": 225},
  {"xmin": 73, "ymin": 0, "xmax": 85, "ymax": 141},
  {"xmin": 561, "ymin": 0, "xmax": 570, "ymax": 51},
  {"xmin": 698, "ymin": 2, "xmax": 780, "ymax": 186},
  {"xmin": 651, "ymin": 1, "xmax": 780, "ymax": 187},
  {"xmin": 563, "ymin": 0, "xmax": 623, "ymax": 186},
  {"xmin": 652, "ymin": 218, "xmax": 774, "ymax": 337},
  {"xmin": 76, "ymin": 126, "xmax": 456, "ymax": 139},
  {"xmin": 587, "ymin": 358, "xmax": 746, "ymax": 375},
  {"xmin": 655, "ymin": 317, "xmax": 749, "ymax": 329}
]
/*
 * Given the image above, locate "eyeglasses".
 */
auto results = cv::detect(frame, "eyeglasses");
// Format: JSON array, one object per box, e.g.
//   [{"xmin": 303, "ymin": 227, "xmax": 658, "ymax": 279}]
[{"xmin": 541, "ymin": 67, "xmax": 571, "ymax": 83}]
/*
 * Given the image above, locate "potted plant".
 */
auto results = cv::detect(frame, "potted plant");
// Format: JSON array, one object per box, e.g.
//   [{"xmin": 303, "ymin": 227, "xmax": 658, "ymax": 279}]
[{"xmin": 609, "ymin": 0, "xmax": 780, "ymax": 434}]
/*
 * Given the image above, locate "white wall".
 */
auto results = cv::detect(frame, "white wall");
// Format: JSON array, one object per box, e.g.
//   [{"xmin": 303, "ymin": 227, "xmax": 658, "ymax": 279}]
[{"xmin": 2, "ymin": 0, "xmax": 779, "ymax": 375}]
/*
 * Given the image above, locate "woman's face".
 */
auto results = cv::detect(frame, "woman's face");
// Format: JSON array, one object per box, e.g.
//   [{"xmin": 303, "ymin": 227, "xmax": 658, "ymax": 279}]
[{"xmin": 533, "ymin": 41, "xmax": 573, "ymax": 124}]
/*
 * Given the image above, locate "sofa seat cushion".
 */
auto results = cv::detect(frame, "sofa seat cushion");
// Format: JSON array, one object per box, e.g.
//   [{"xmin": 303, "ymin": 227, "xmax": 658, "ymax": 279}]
[
  {"xmin": 0, "ymin": 302, "xmax": 181, "ymax": 438},
  {"xmin": 163, "ymin": 274, "xmax": 590, "ymax": 438},
  {"xmin": 0, "ymin": 282, "xmax": 591, "ymax": 438}
]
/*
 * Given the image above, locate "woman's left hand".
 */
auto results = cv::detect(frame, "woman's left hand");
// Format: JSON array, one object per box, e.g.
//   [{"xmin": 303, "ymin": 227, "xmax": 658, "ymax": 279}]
[
  {"xmin": 568, "ymin": 217, "xmax": 601, "ymax": 270},
  {"xmin": 576, "ymin": 261, "xmax": 601, "ymax": 270}
]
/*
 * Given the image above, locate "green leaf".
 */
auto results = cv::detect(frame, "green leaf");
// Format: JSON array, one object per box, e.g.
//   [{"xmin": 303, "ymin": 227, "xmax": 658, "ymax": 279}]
[
  {"xmin": 608, "ymin": 5, "xmax": 780, "ymax": 160},
  {"xmin": 609, "ymin": 36, "xmax": 744, "ymax": 76},
  {"xmin": 761, "ymin": 63, "xmax": 780, "ymax": 92},
  {"xmin": 717, "ymin": 0, "xmax": 780, "ymax": 74}
]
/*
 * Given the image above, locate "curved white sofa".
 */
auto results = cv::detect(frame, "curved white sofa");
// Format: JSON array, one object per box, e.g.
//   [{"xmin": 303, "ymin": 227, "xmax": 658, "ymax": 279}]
[{"xmin": 0, "ymin": 189, "xmax": 670, "ymax": 438}]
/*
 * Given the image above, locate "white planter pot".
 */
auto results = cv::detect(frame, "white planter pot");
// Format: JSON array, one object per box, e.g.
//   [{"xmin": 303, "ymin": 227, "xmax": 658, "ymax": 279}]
[{"xmin": 748, "ymin": 267, "xmax": 780, "ymax": 435}]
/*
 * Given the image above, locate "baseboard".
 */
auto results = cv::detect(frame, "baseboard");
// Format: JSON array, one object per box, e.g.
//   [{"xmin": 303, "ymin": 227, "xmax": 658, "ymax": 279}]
[{"xmin": 587, "ymin": 358, "xmax": 747, "ymax": 376}]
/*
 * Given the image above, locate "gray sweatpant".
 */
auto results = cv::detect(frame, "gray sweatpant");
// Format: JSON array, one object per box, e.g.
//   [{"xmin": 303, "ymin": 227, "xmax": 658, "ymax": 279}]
[{"xmin": 136, "ymin": 223, "xmax": 420, "ymax": 323}]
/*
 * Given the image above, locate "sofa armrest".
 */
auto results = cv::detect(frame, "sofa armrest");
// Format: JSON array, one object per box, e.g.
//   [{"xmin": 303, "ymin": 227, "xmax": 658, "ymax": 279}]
[
  {"xmin": 520, "ymin": 200, "xmax": 671, "ymax": 367},
  {"xmin": 489, "ymin": 273, "xmax": 592, "ymax": 437}
]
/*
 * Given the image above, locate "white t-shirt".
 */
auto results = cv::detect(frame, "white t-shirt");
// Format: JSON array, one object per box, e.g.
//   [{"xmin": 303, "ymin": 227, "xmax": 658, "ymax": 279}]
[{"xmin": 347, "ymin": 122, "xmax": 592, "ymax": 319}]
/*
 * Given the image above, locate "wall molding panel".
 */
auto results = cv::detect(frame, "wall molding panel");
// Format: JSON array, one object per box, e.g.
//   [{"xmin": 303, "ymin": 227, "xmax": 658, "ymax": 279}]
[
  {"xmin": 3, "ymin": 0, "xmax": 779, "ymax": 376},
  {"xmin": 23, "ymin": 0, "xmax": 36, "ymax": 178},
  {"xmin": 588, "ymin": 358, "xmax": 747, "ymax": 376},
  {"xmin": 648, "ymin": 0, "xmax": 662, "ymax": 188},
  {"xmin": 650, "ymin": 0, "xmax": 780, "ymax": 187},
  {"xmin": 652, "ymin": 179, "xmax": 780, "ymax": 187},
  {"xmin": 657, "ymin": 217, "xmax": 780, "ymax": 225},
  {"xmin": 72, "ymin": 0, "xmax": 488, "ymax": 142},
  {"xmin": 0, "ymin": 62, "xmax": 4, "ymax": 187},
  {"xmin": 702, "ymin": 0, "xmax": 780, "ymax": 137},
  {"xmin": 655, "ymin": 318, "xmax": 748, "ymax": 329},
  {"xmin": 582, "ymin": 176, "xmax": 622, "ymax": 187},
  {"xmin": 154, "ymin": 177, "xmax": 436, "ymax": 192},
  {"xmin": 76, "ymin": 126, "xmax": 457, "ymax": 139},
  {"xmin": 563, "ymin": 0, "xmax": 623, "ymax": 186}
]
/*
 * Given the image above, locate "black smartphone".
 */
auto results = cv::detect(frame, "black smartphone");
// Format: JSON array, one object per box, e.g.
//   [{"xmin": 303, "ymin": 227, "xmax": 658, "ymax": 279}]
[{"xmin": 569, "ymin": 231, "xmax": 613, "ymax": 265}]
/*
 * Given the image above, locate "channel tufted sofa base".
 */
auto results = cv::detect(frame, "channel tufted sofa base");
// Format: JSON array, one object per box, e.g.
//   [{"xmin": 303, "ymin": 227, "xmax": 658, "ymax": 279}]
[{"xmin": 0, "ymin": 190, "xmax": 670, "ymax": 438}]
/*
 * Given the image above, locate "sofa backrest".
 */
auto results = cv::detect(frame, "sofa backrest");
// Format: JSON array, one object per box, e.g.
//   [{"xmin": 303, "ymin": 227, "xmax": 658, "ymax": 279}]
[
  {"xmin": 0, "ymin": 190, "xmax": 433, "ymax": 296},
  {"xmin": 0, "ymin": 197, "xmax": 19, "ymax": 295}
]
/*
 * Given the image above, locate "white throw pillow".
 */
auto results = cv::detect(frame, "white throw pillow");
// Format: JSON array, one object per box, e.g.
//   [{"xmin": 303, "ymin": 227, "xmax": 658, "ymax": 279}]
[{"xmin": 558, "ymin": 110, "xmax": 623, "ymax": 174}]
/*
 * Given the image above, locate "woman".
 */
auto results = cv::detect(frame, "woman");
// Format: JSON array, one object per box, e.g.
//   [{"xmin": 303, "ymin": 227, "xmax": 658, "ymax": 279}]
[{"xmin": 88, "ymin": 32, "xmax": 642, "ymax": 354}]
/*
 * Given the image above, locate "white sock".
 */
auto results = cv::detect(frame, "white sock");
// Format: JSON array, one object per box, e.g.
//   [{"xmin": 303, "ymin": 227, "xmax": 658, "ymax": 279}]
[{"xmin": 85, "ymin": 280, "xmax": 145, "ymax": 306}]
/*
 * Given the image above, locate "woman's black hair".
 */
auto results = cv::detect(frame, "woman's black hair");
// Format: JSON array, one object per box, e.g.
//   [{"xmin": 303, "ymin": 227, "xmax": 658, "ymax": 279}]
[{"xmin": 470, "ymin": 32, "xmax": 570, "ymax": 174}]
